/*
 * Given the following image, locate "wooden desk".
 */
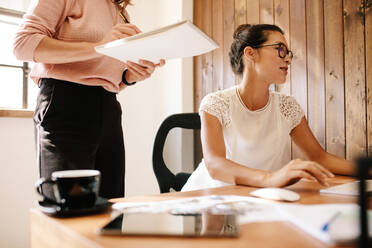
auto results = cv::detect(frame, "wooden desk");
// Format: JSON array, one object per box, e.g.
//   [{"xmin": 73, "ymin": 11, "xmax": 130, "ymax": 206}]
[{"xmin": 30, "ymin": 176, "xmax": 364, "ymax": 248}]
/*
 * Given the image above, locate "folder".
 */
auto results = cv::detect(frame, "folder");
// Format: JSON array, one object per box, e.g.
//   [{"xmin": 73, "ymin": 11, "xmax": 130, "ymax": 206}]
[{"xmin": 95, "ymin": 20, "xmax": 219, "ymax": 63}]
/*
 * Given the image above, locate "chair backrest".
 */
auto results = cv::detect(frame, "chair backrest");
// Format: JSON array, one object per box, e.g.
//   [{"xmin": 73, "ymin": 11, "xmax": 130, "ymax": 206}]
[{"xmin": 152, "ymin": 113, "xmax": 201, "ymax": 193}]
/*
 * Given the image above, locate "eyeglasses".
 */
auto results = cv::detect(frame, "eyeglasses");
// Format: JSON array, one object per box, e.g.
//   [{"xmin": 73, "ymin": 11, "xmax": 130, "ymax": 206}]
[{"xmin": 253, "ymin": 42, "xmax": 293, "ymax": 59}]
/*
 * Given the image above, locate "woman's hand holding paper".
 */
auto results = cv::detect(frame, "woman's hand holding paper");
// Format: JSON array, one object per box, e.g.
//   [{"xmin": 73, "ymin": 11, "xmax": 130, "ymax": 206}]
[
  {"xmin": 124, "ymin": 59, "xmax": 166, "ymax": 84},
  {"xmin": 98, "ymin": 23, "xmax": 165, "ymax": 86}
]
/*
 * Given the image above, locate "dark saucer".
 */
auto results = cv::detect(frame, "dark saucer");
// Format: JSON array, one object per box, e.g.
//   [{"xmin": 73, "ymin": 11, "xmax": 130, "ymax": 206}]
[{"xmin": 37, "ymin": 197, "xmax": 112, "ymax": 217}]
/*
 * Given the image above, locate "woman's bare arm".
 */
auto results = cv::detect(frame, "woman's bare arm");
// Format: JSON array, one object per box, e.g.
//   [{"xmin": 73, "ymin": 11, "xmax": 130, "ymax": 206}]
[
  {"xmin": 290, "ymin": 117, "xmax": 355, "ymax": 175},
  {"xmin": 33, "ymin": 24, "xmax": 141, "ymax": 64}
]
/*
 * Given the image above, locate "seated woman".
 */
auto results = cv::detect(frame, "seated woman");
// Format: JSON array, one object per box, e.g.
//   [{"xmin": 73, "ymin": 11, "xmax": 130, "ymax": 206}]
[{"xmin": 182, "ymin": 24, "xmax": 354, "ymax": 191}]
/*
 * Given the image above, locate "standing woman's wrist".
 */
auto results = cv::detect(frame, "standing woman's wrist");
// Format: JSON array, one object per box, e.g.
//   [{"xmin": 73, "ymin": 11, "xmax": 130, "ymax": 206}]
[{"xmin": 121, "ymin": 69, "xmax": 136, "ymax": 86}]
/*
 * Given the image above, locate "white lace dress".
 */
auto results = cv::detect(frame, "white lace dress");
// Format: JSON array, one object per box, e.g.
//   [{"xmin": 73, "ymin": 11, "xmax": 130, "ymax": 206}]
[{"xmin": 181, "ymin": 86, "xmax": 304, "ymax": 191}]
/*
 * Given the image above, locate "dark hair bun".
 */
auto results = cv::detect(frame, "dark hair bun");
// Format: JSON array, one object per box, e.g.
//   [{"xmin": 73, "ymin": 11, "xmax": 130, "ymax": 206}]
[{"xmin": 233, "ymin": 24, "xmax": 252, "ymax": 40}]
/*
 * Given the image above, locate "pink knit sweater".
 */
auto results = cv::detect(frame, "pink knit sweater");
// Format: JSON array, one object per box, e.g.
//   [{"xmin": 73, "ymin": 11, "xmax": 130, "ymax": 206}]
[{"xmin": 13, "ymin": 0, "xmax": 127, "ymax": 93}]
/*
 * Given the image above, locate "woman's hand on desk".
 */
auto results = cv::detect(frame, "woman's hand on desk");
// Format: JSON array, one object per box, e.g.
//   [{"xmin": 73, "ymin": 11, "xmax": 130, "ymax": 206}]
[
  {"xmin": 263, "ymin": 159, "xmax": 335, "ymax": 187},
  {"xmin": 124, "ymin": 59, "xmax": 166, "ymax": 83}
]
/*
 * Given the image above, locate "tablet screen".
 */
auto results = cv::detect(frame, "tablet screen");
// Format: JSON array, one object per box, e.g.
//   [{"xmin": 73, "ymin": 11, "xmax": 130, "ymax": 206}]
[{"xmin": 98, "ymin": 212, "xmax": 239, "ymax": 237}]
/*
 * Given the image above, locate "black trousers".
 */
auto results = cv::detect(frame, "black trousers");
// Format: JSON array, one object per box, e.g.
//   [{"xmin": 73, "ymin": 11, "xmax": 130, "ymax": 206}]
[{"xmin": 34, "ymin": 78, "xmax": 125, "ymax": 199}]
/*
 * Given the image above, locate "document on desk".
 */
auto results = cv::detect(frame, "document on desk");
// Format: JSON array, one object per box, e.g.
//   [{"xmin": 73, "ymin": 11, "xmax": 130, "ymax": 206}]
[
  {"xmin": 277, "ymin": 203, "xmax": 372, "ymax": 245},
  {"xmin": 320, "ymin": 180, "xmax": 372, "ymax": 196},
  {"xmin": 113, "ymin": 196, "xmax": 372, "ymax": 244},
  {"xmin": 112, "ymin": 195, "xmax": 285, "ymax": 223},
  {"xmin": 95, "ymin": 20, "xmax": 219, "ymax": 63}
]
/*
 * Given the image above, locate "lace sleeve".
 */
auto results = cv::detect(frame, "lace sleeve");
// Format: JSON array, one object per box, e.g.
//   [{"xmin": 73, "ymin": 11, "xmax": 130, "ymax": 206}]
[
  {"xmin": 279, "ymin": 95, "xmax": 305, "ymax": 130},
  {"xmin": 199, "ymin": 92, "xmax": 231, "ymax": 127}
]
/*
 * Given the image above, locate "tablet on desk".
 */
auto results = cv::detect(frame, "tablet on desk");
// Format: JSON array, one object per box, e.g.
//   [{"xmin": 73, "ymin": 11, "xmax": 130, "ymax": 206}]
[
  {"xmin": 97, "ymin": 212, "xmax": 239, "ymax": 237},
  {"xmin": 320, "ymin": 180, "xmax": 372, "ymax": 196}
]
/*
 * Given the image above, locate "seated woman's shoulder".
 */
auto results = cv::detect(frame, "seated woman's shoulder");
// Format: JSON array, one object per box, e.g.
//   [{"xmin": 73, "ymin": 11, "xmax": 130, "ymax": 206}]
[
  {"xmin": 271, "ymin": 91, "xmax": 299, "ymax": 104},
  {"xmin": 204, "ymin": 86, "xmax": 236, "ymax": 99}
]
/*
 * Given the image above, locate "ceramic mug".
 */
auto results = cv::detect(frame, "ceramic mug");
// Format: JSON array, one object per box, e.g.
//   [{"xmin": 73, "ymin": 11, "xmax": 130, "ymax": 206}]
[{"xmin": 35, "ymin": 170, "xmax": 100, "ymax": 209}]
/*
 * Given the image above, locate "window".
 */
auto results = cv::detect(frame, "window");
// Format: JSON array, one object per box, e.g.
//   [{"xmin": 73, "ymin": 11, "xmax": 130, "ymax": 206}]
[{"xmin": 0, "ymin": 7, "xmax": 38, "ymax": 118}]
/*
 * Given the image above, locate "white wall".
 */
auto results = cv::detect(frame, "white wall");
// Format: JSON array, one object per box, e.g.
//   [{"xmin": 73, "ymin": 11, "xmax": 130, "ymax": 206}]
[
  {"xmin": 122, "ymin": 0, "xmax": 194, "ymax": 196},
  {"xmin": 0, "ymin": 0, "xmax": 193, "ymax": 247},
  {"xmin": 0, "ymin": 118, "xmax": 37, "ymax": 248},
  {"xmin": 0, "ymin": 0, "xmax": 30, "ymax": 11}
]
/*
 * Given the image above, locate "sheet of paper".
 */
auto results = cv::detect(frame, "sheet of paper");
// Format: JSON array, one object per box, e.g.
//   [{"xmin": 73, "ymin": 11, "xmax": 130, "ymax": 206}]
[
  {"xmin": 277, "ymin": 203, "xmax": 364, "ymax": 244},
  {"xmin": 112, "ymin": 195, "xmax": 285, "ymax": 223},
  {"xmin": 95, "ymin": 20, "xmax": 219, "ymax": 63},
  {"xmin": 320, "ymin": 180, "xmax": 372, "ymax": 196},
  {"xmin": 112, "ymin": 195, "xmax": 370, "ymax": 244}
]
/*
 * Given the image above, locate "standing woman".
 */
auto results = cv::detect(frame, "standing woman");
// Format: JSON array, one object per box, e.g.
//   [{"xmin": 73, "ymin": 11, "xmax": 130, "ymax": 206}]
[
  {"xmin": 182, "ymin": 24, "xmax": 354, "ymax": 191},
  {"xmin": 13, "ymin": 0, "xmax": 164, "ymax": 199}
]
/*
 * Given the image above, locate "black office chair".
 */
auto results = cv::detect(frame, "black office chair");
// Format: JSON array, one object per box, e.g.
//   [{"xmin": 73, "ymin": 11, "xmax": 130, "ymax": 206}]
[{"xmin": 152, "ymin": 113, "xmax": 201, "ymax": 193}]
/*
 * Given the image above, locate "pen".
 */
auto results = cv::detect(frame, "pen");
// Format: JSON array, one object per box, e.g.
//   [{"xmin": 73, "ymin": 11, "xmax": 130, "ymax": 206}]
[
  {"xmin": 322, "ymin": 211, "xmax": 341, "ymax": 232},
  {"xmin": 119, "ymin": 11, "xmax": 129, "ymax": 23}
]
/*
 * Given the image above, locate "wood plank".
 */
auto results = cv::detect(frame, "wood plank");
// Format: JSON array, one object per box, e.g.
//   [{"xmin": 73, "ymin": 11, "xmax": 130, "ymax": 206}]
[
  {"xmin": 246, "ymin": 0, "xmax": 260, "ymax": 24},
  {"xmin": 235, "ymin": 0, "xmax": 247, "ymax": 28},
  {"xmin": 260, "ymin": 0, "xmax": 275, "ymax": 100},
  {"xmin": 343, "ymin": 0, "xmax": 367, "ymax": 159},
  {"xmin": 274, "ymin": 0, "xmax": 290, "ymax": 95},
  {"xmin": 193, "ymin": 0, "xmax": 203, "ymax": 112},
  {"xmin": 201, "ymin": 0, "xmax": 214, "ymax": 97},
  {"xmin": 193, "ymin": 0, "xmax": 204, "ymax": 168},
  {"xmin": 260, "ymin": 0, "xmax": 274, "ymax": 24},
  {"xmin": 274, "ymin": 0, "xmax": 291, "ymax": 162},
  {"xmin": 290, "ymin": 0, "xmax": 307, "ymax": 159},
  {"xmin": 223, "ymin": 0, "xmax": 236, "ymax": 89},
  {"xmin": 235, "ymin": 0, "xmax": 247, "ymax": 85},
  {"xmin": 0, "ymin": 108, "xmax": 34, "ymax": 118},
  {"xmin": 324, "ymin": 0, "xmax": 346, "ymax": 158},
  {"xmin": 366, "ymin": 2, "xmax": 372, "ymax": 157},
  {"xmin": 306, "ymin": 0, "xmax": 325, "ymax": 150},
  {"xmin": 212, "ymin": 0, "xmax": 224, "ymax": 92},
  {"xmin": 198, "ymin": 0, "xmax": 213, "ymax": 168}
]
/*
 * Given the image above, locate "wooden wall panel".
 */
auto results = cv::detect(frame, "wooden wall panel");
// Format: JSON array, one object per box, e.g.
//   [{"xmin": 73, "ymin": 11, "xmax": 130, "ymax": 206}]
[
  {"xmin": 193, "ymin": 0, "xmax": 204, "ymax": 167},
  {"xmin": 212, "ymin": 0, "xmax": 224, "ymax": 92},
  {"xmin": 260, "ymin": 0, "xmax": 275, "ymax": 92},
  {"xmin": 235, "ymin": 0, "xmax": 247, "ymax": 28},
  {"xmin": 343, "ymin": 0, "xmax": 367, "ymax": 159},
  {"xmin": 289, "ymin": 0, "xmax": 307, "ymax": 159},
  {"xmin": 274, "ymin": 0, "xmax": 291, "ymax": 96},
  {"xmin": 274, "ymin": 0, "xmax": 291, "ymax": 162},
  {"xmin": 260, "ymin": 0, "xmax": 275, "ymax": 24},
  {"xmin": 194, "ymin": 0, "xmax": 213, "ymax": 167},
  {"xmin": 234, "ymin": 0, "xmax": 247, "ymax": 84},
  {"xmin": 246, "ymin": 0, "xmax": 260, "ymax": 24},
  {"xmin": 306, "ymin": 0, "xmax": 325, "ymax": 149},
  {"xmin": 223, "ymin": 0, "xmax": 236, "ymax": 89},
  {"xmin": 193, "ymin": 0, "xmax": 372, "ymax": 166},
  {"xmin": 193, "ymin": 0, "xmax": 203, "ymax": 112},
  {"xmin": 201, "ymin": 0, "xmax": 213, "ymax": 98},
  {"xmin": 366, "ymin": 3, "xmax": 372, "ymax": 156},
  {"xmin": 324, "ymin": 0, "xmax": 346, "ymax": 158}
]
